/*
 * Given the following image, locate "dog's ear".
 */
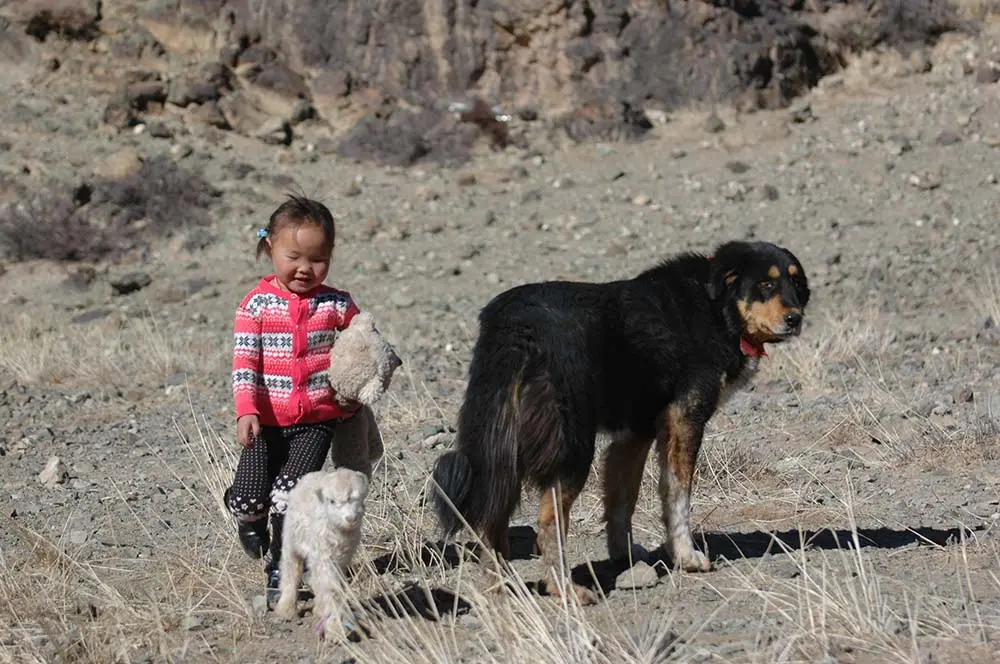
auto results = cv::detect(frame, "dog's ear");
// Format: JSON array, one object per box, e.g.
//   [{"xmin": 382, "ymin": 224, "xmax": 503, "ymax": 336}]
[
  {"xmin": 780, "ymin": 247, "xmax": 811, "ymax": 307},
  {"xmin": 707, "ymin": 241, "xmax": 749, "ymax": 300}
]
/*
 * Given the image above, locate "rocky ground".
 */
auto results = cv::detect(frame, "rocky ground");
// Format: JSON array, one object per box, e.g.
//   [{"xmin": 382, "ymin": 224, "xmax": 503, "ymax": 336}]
[{"xmin": 2, "ymin": 3, "xmax": 1000, "ymax": 664}]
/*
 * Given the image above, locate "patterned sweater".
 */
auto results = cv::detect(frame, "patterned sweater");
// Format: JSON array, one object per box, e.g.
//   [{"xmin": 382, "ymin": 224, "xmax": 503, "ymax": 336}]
[{"xmin": 232, "ymin": 276, "xmax": 360, "ymax": 426}]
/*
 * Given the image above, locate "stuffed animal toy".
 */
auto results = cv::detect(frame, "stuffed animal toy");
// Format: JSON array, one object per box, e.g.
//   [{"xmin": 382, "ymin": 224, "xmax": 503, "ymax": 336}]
[{"xmin": 326, "ymin": 311, "xmax": 402, "ymax": 478}]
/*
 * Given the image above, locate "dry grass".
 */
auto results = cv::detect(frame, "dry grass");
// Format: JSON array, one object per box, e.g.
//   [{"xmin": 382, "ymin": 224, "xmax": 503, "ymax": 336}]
[
  {"xmin": 0, "ymin": 309, "xmax": 226, "ymax": 389},
  {"xmin": 3, "ymin": 388, "xmax": 998, "ymax": 664},
  {"xmin": 758, "ymin": 305, "xmax": 895, "ymax": 391},
  {"xmin": 0, "ymin": 308, "xmax": 997, "ymax": 662},
  {"xmin": 0, "ymin": 410, "xmax": 258, "ymax": 664}
]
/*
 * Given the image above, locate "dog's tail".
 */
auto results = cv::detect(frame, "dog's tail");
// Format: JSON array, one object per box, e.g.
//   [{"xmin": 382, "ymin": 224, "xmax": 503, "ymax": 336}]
[{"xmin": 431, "ymin": 358, "xmax": 525, "ymax": 538}]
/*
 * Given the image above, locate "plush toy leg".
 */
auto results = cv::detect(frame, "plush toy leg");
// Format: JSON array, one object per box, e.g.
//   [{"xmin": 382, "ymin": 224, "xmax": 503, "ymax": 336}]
[
  {"xmin": 361, "ymin": 405, "xmax": 384, "ymax": 469},
  {"xmin": 331, "ymin": 406, "xmax": 374, "ymax": 479}
]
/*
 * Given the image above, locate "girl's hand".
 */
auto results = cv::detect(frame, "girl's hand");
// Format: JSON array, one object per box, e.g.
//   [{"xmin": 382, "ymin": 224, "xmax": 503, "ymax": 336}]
[{"xmin": 237, "ymin": 415, "xmax": 261, "ymax": 448}]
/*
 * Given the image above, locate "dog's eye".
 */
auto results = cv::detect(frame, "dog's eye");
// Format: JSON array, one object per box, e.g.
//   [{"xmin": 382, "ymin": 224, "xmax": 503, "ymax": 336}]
[{"xmin": 758, "ymin": 280, "xmax": 776, "ymax": 295}]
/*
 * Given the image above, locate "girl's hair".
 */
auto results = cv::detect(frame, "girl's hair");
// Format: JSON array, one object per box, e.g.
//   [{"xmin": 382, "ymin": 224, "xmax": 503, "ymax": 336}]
[{"xmin": 256, "ymin": 195, "xmax": 336, "ymax": 259}]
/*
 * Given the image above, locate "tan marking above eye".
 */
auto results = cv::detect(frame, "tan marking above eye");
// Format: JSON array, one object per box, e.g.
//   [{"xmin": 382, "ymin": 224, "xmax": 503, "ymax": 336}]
[
  {"xmin": 787, "ymin": 265, "xmax": 798, "ymax": 276},
  {"xmin": 724, "ymin": 271, "xmax": 738, "ymax": 285},
  {"xmin": 767, "ymin": 265, "xmax": 780, "ymax": 279}
]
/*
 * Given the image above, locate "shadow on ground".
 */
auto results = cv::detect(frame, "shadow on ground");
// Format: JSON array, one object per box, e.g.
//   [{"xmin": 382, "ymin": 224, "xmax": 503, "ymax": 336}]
[
  {"xmin": 363, "ymin": 524, "xmax": 985, "ymax": 607},
  {"xmin": 571, "ymin": 524, "xmax": 987, "ymax": 598},
  {"xmin": 363, "ymin": 582, "xmax": 471, "ymax": 622}
]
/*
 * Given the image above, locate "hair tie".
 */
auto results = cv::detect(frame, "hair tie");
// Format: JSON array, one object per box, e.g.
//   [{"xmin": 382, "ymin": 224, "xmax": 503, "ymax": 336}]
[{"xmin": 256, "ymin": 228, "xmax": 269, "ymax": 239}]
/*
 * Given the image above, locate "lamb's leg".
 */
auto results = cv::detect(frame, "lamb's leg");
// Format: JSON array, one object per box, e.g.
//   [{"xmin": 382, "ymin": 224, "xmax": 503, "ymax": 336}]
[
  {"xmin": 310, "ymin": 561, "xmax": 357, "ymax": 640},
  {"xmin": 274, "ymin": 547, "xmax": 304, "ymax": 618}
]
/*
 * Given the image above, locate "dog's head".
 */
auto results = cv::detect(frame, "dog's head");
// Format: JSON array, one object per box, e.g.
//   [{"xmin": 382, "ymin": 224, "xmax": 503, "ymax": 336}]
[
  {"xmin": 317, "ymin": 468, "xmax": 370, "ymax": 530},
  {"xmin": 707, "ymin": 241, "xmax": 810, "ymax": 354}
]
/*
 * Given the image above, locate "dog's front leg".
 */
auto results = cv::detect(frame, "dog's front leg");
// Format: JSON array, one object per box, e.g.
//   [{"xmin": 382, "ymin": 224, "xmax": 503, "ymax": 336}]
[{"xmin": 655, "ymin": 404, "xmax": 711, "ymax": 572}]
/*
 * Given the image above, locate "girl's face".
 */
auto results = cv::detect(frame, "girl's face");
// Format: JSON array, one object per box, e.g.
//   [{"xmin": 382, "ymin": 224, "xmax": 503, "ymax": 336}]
[{"xmin": 267, "ymin": 222, "xmax": 331, "ymax": 294}]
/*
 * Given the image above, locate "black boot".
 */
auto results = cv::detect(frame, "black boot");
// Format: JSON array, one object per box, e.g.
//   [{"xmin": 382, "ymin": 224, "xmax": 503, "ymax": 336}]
[
  {"xmin": 265, "ymin": 513, "xmax": 284, "ymax": 606},
  {"xmin": 224, "ymin": 487, "xmax": 269, "ymax": 559}
]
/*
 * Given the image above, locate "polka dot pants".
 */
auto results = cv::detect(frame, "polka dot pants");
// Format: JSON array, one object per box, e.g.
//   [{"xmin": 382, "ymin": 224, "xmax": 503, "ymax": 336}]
[{"xmin": 226, "ymin": 420, "xmax": 337, "ymax": 520}]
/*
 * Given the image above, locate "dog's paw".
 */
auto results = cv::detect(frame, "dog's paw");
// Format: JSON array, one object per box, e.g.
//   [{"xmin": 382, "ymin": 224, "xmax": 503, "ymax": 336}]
[
  {"xmin": 675, "ymin": 548, "xmax": 712, "ymax": 573},
  {"xmin": 546, "ymin": 574, "xmax": 600, "ymax": 606}
]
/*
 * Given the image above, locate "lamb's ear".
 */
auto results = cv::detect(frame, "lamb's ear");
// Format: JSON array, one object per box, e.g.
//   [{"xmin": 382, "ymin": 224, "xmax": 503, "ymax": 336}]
[{"xmin": 707, "ymin": 242, "xmax": 747, "ymax": 300}]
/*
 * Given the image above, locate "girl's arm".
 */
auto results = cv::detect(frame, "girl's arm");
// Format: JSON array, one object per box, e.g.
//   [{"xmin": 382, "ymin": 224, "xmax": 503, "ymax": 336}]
[{"xmin": 232, "ymin": 302, "xmax": 263, "ymax": 418}]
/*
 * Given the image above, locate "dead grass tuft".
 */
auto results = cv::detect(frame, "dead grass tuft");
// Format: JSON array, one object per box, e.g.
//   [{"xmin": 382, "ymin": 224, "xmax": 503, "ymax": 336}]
[
  {"xmin": 0, "ymin": 156, "xmax": 220, "ymax": 263},
  {"xmin": 0, "ymin": 309, "xmax": 226, "ymax": 388}
]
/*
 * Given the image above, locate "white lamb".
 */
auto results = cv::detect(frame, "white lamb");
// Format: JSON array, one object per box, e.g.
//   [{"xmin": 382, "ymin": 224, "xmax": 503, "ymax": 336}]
[{"xmin": 274, "ymin": 467, "xmax": 370, "ymax": 638}]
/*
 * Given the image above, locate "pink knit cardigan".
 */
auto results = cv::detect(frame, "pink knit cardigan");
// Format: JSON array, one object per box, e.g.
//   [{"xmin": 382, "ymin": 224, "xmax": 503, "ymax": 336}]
[{"xmin": 232, "ymin": 276, "xmax": 360, "ymax": 426}]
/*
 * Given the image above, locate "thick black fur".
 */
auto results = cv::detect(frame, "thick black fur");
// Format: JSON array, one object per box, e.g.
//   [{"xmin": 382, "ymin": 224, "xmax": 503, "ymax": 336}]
[{"xmin": 431, "ymin": 240, "xmax": 810, "ymax": 545}]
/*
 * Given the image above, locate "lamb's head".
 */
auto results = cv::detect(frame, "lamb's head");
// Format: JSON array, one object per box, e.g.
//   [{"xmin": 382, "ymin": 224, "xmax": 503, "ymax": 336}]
[{"xmin": 317, "ymin": 468, "xmax": 370, "ymax": 530}]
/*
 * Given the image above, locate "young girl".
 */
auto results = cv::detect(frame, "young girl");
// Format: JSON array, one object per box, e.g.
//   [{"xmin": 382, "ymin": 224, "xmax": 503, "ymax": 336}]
[{"xmin": 224, "ymin": 194, "xmax": 361, "ymax": 597}]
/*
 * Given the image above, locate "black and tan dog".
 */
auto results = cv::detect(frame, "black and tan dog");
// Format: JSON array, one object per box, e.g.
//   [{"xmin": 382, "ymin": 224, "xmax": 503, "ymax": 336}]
[{"xmin": 431, "ymin": 241, "xmax": 810, "ymax": 603}]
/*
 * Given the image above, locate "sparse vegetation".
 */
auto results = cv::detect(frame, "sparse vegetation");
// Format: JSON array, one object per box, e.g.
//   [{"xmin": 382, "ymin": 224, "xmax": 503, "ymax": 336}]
[{"xmin": 0, "ymin": 156, "xmax": 219, "ymax": 263}]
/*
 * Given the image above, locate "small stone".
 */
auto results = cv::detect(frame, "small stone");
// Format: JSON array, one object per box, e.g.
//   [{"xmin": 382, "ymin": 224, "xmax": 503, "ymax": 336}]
[
  {"xmin": 146, "ymin": 122, "xmax": 174, "ymax": 139},
  {"xmin": 703, "ymin": 113, "xmax": 725, "ymax": 134},
  {"xmin": 482, "ymin": 210, "xmax": 496, "ymax": 226},
  {"xmin": 552, "ymin": 177, "xmax": 574, "ymax": 189},
  {"xmin": 391, "ymin": 292, "xmax": 415, "ymax": 308},
  {"xmin": 170, "ymin": 143, "xmax": 193, "ymax": 158},
  {"xmin": 935, "ymin": 130, "xmax": 962, "ymax": 146},
  {"xmin": 69, "ymin": 530, "xmax": 89, "ymax": 545},
  {"xmin": 456, "ymin": 173, "xmax": 477, "ymax": 186},
  {"xmin": 725, "ymin": 161, "xmax": 750, "ymax": 174},
  {"xmin": 632, "ymin": 194, "xmax": 651, "ymax": 206},
  {"xmin": 908, "ymin": 172, "xmax": 941, "ymax": 191},
  {"xmin": 99, "ymin": 149, "xmax": 143, "ymax": 180},
  {"xmin": 181, "ymin": 615, "xmax": 206, "ymax": 631},
  {"xmin": 422, "ymin": 432, "xmax": 453, "ymax": 449},
  {"xmin": 110, "ymin": 272, "xmax": 152, "ymax": 296},
  {"xmin": 616, "ymin": 561, "xmax": 659, "ymax": 590},
  {"xmin": 670, "ymin": 148, "xmax": 687, "ymax": 159},
  {"xmin": 343, "ymin": 181, "xmax": 362, "ymax": 197},
  {"xmin": 975, "ymin": 64, "xmax": 1000, "ymax": 85},
  {"xmin": 290, "ymin": 99, "xmax": 315, "ymax": 123},
  {"xmin": 887, "ymin": 136, "xmax": 912, "ymax": 156},
  {"xmin": 254, "ymin": 117, "xmax": 292, "ymax": 146},
  {"xmin": 955, "ymin": 388, "xmax": 974, "ymax": 403},
  {"xmin": 721, "ymin": 181, "xmax": 747, "ymax": 201},
  {"xmin": 518, "ymin": 107, "xmax": 538, "ymax": 121},
  {"xmin": 760, "ymin": 184, "xmax": 779, "ymax": 201},
  {"xmin": 38, "ymin": 456, "xmax": 68, "ymax": 486},
  {"xmin": 415, "ymin": 186, "xmax": 439, "ymax": 202},
  {"xmin": 789, "ymin": 99, "xmax": 813, "ymax": 123},
  {"xmin": 485, "ymin": 272, "xmax": 501, "ymax": 285}
]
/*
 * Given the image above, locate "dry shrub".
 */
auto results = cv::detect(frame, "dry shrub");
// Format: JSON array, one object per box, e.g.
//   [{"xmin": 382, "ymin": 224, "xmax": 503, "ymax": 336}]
[
  {"xmin": 822, "ymin": 0, "xmax": 972, "ymax": 55},
  {"xmin": 0, "ymin": 156, "xmax": 220, "ymax": 262}
]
